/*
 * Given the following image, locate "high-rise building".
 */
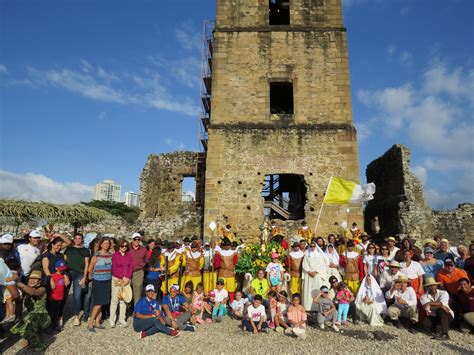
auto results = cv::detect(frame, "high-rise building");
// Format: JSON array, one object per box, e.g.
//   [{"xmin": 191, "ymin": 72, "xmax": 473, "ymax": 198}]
[
  {"xmin": 124, "ymin": 191, "xmax": 140, "ymax": 207},
  {"xmin": 93, "ymin": 180, "xmax": 121, "ymax": 202}
]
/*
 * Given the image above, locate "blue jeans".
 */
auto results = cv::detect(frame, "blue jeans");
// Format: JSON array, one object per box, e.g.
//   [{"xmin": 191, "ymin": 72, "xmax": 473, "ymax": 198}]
[
  {"xmin": 338, "ymin": 303, "xmax": 349, "ymax": 321},
  {"xmin": 133, "ymin": 317, "xmax": 172, "ymax": 336},
  {"xmin": 71, "ymin": 270, "xmax": 91, "ymax": 316}
]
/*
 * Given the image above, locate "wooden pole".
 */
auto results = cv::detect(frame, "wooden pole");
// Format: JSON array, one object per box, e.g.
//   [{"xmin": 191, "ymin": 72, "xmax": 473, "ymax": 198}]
[{"xmin": 314, "ymin": 176, "xmax": 333, "ymax": 236}]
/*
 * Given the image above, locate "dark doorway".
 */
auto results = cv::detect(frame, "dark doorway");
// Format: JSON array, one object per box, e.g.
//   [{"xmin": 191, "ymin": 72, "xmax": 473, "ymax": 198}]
[
  {"xmin": 261, "ymin": 174, "xmax": 306, "ymax": 220},
  {"xmin": 270, "ymin": 82, "xmax": 294, "ymax": 114},
  {"xmin": 269, "ymin": 0, "xmax": 290, "ymax": 25}
]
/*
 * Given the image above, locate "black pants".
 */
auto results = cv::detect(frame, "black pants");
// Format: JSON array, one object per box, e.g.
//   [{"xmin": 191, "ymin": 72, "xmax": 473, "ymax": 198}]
[
  {"xmin": 46, "ymin": 299, "xmax": 65, "ymax": 329},
  {"xmin": 421, "ymin": 309, "xmax": 452, "ymax": 334},
  {"xmin": 242, "ymin": 319, "xmax": 269, "ymax": 332},
  {"xmin": 133, "ymin": 318, "xmax": 171, "ymax": 336}
]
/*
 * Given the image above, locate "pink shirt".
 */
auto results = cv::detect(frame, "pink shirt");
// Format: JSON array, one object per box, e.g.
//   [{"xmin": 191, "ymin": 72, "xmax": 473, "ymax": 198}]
[
  {"xmin": 287, "ymin": 305, "xmax": 307, "ymax": 324},
  {"xmin": 112, "ymin": 251, "xmax": 134, "ymax": 279}
]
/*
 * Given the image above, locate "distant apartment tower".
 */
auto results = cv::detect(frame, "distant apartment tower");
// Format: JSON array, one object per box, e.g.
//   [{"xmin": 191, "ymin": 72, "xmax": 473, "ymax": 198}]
[
  {"xmin": 124, "ymin": 191, "xmax": 140, "ymax": 207},
  {"xmin": 93, "ymin": 180, "xmax": 121, "ymax": 202}
]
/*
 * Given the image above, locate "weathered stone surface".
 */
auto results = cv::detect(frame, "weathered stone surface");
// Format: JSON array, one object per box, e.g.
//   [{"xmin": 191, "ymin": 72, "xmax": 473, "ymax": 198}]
[
  {"xmin": 365, "ymin": 144, "xmax": 473, "ymax": 245},
  {"xmin": 139, "ymin": 151, "xmax": 203, "ymax": 239},
  {"xmin": 204, "ymin": 0, "xmax": 361, "ymax": 241}
]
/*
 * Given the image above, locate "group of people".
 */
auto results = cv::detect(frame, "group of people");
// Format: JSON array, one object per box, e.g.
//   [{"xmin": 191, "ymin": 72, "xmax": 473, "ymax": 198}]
[{"xmin": 0, "ymin": 222, "xmax": 473, "ymax": 349}]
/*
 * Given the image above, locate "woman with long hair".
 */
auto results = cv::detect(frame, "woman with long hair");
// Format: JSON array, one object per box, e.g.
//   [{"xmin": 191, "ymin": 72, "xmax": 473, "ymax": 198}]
[{"xmin": 87, "ymin": 237, "xmax": 112, "ymax": 332}]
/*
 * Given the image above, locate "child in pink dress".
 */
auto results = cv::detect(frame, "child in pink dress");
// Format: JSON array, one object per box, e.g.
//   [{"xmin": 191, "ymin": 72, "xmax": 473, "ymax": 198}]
[
  {"xmin": 192, "ymin": 283, "xmax": 205, "ymax": 324},
  {"xmin": 287, "ymin": 293, "xmax": 307, "ymax": 340}
]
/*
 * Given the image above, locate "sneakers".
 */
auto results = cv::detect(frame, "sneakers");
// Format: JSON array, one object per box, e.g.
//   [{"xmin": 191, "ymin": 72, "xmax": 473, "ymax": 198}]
[
  {"xmin": 332, "ymin": 324, "xmax": 339, "ymax": 332},
  {"xmin": 139, "ymin": 331, "xmax": 147, "ymax": 339},
  {"xmin": 284, "ymin": 328, "xmax": 293, "ymax": 335},
  {"xmin": 184, "ymin": 324, "xmax": 196, "ymax": 332},
  {"xmin": 268, "ymin": 321, "xmax": 276, "ymax": 329},
  {"xmin": 170, "ymin": 329, "xmax": 180, "ymax": 338},
  {"xmin": 87, "ymin": 326, "xmax": 96, "ymax": 333},
  {"xmin": 73, "ymin": 316, "xmax": 81, "ymax": 326},
  {"xmin": 275, "ymin": 326, "xmax": 284, "ymax": 334},
  {"xmin": 434, "ymin": 333, "xmax": 450, "ymax": 340},
  {"xmin": 319, "ymin": 323, "xmax": 325, "ymax": 330},
  {"xmin": 118, "ymin": 320, "xmax": 128, "ymax": 327},
  {"xmin": 109, "ymin": 321, "xmax": 116, "ymax": 328}
]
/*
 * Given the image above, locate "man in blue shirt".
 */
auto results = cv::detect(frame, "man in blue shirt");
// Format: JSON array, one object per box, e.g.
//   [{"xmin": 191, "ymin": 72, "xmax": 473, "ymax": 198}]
[
  {"xmin": 133, "ymin": 284, "xmax": 179, "ymax": 339},
  {"xmin": 161, "ymin": 284, "xmax": 195, "ymax": 331}
]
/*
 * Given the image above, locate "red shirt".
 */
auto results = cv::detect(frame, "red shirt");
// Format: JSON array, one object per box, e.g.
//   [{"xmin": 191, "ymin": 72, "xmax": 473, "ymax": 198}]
[
  {"xmin": 49, "ymin": 273, "xmax": 66, "ymax": 301},
  {"xmin": 129, "ymin": 245, "xmax": 148, "ymax": 271}
]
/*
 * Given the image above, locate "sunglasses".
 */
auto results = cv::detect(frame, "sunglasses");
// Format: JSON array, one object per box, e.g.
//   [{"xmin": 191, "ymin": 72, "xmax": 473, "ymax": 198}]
[
  {"xmin": 310, "ymin": 245, "xmax": 316, "ymax": 247},
  {"xmin": 381, "ymin": 248, "xmax": 388, "ymax": 250},
  {"xmin": 368, "ymin": 246, "xmax": 375, "ymax": 249},
  {"xmin": 120, "ymin": 244, "xmax": 128, "ymax": 248},
  {"xmin": 133, "ymin": 238, "xmax": 140, "ymax": 241},
  {"xmin": 259, "ymin": 282, "xmax": 263, "ymax": 291},
  {"xmin": 425, "ymin": 251, "xmax": 433, "ymax": 254}
]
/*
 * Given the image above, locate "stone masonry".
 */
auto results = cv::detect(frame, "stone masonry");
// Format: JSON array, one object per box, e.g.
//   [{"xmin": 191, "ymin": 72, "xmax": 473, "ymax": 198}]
[
  {"xmin": 365, "ymin": 144, "xmax": 473, "ymax": 246},
  {"xmin": 139, "ymin": 151, "xmax": 203, "ymax": 239},
  {"xmin": 203, "ymin": 0, "xmax": 362, "ymax": 241}
]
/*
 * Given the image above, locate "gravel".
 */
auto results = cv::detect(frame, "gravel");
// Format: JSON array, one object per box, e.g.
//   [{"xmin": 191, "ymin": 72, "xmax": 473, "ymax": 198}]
[{"xmin": 2, "ymin": 312, "xmax": 474, "ymax": 354}]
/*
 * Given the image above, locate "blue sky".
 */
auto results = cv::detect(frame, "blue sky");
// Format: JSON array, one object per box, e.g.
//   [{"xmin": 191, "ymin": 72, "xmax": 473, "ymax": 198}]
[{"xmin": 1, "ymin": 0, "xmax": 473, "ymax": 210}]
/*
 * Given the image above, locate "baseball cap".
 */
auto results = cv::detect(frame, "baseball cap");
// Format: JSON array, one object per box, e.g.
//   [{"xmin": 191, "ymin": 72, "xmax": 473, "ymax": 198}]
[
  {"xmin": 29, "ymin": 230, "xmax": 41, "ymax": 238},
  {"xmin": 55, "ymin": 259, "xmax": 68, "ymax": 271},
  {"xmin": 170, "ymin": 284, "xmax": 180, "ymax": 291},
  {"xmin": 0, "ymin": 234, "xmax": 13, "ymax": 244},
  {"xmin": 444, "ymin": 258, "xmax": 454, "ymax": 266},
  {"xmin": 208, "ymin": 290, "xmax": 216, "ymax": 297},
  {"xmin": 145, "ymin": 284, "xmax": 155, "ymax": 292},
  {"xmin": 132, "ymin": 232, "xmax": 141, "ymax": 239},
  {"xmin": 320, "ymin": 286, "xmax": 329, "ymax": 293},
  {"xmin": 424, "ymin": 247, "xmax": 434, "ymax": 254}
]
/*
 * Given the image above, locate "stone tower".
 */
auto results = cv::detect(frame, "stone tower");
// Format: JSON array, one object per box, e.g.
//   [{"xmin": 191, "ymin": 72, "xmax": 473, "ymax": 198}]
[{"xmin": 202, "ymin": 0, "xmax": 361, "ymax": 241}]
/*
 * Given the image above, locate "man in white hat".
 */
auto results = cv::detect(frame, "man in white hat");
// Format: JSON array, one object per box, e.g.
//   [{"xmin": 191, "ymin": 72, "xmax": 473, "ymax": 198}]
[
  {"xmin": 17, "ymin": 230, "xmax": 42, "ymax": 277},
  {"xmin": 379, "ymin": 260, "xmax": 403, "ymax": 294},
  {"xmin": 420, "ymin": 277, "xmax": 453, "ymax": 340},
  {"xmin": 386, "ymin": 237, "xmax": 399, "ymax": 261},
  {"xmin": 385, "ymin": 275, "xmax": 418, "ymax": 332}
]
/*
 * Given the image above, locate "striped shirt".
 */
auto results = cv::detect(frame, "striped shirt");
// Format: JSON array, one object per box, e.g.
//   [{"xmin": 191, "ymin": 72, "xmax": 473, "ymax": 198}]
[{"xmin": 92, "ymin": 253, "xmax": 112, "ymax": 281}]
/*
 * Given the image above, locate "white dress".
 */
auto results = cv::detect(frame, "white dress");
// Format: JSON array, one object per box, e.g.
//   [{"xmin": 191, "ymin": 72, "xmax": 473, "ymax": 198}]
[
  {"xmin": 355, "ymin": 275, "xmax": 387, "ymax": 326},
  {"xmin": 302, "ymin": 247, "xmax": 329, "ymax": 311}
]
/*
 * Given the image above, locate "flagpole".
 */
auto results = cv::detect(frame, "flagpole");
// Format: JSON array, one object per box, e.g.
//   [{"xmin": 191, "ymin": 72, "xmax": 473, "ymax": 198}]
[{"xmin": 314, "ymin": 176, "xmax": 333, "ymax": 236}]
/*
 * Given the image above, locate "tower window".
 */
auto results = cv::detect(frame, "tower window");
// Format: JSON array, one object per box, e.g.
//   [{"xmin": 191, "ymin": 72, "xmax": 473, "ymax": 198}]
[
  {"xmin": 270, "ymin": 82, "xmax": 293, "ymax": 114},
  {"xmin": 269, "ymin": 0, "xmax": 290, "ymax": 25}
]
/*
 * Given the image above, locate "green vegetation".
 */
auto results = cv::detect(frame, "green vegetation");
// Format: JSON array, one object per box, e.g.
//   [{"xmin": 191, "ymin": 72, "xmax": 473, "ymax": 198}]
[{"xmin": 82, "ymin": 200, "xmax": 140, "ymax": 224}]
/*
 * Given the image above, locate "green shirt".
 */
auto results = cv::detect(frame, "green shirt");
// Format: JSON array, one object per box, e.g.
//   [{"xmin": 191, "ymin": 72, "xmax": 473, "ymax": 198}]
[
  {"xmin": 251, "ymin": 278, "xmax": 269, "ymax": 298},
  {"xmin": 64, "ymin": 246, "xmax": 90, "ymax": 273}
]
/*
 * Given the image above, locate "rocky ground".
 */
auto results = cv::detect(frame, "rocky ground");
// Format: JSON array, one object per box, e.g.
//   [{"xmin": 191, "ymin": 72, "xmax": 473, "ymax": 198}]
[{"xmin": 2, "ymin": 311, "xmax": 473, "ymax": 354}]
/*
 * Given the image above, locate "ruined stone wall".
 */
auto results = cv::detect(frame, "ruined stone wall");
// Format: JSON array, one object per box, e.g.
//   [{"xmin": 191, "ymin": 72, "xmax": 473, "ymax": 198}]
[
  {"xmin": 432, "ymin": 204, "xmax": 474, "ymax": 245},
  {"xmin": 140, "ymin": 151, "xmax": 201, "ymax": 239},
  {"xmin": 204, "ymin": 126, "xmax": 362, "ymax": 242},
  {"xmin": 204, "ymin": 0, "xmax": 360, "ymax": 241},
  {"xmin": 365, "ymin": 144, "xmax": 473, "ymax": 245},
  {"xmin": 216, "ymin": 0, "xmax": 344, "ymax": 29}
]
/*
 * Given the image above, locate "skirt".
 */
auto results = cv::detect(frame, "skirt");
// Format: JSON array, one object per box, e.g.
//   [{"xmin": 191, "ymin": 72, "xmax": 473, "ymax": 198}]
[{"xmin": 91, "ymin": 279, "xmax": 111, "ymax": 306}]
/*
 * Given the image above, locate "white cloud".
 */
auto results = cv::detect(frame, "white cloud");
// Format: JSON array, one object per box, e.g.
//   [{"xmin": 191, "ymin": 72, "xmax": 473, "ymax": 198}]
[
  {"xmin": 385, "ymin": 45, "xmax": 413, "ymax": 65},
  {"xmin": 98, "ymin": 111, "xmax": 107, "ymax": 120},
  {"xmin": 356, "ymin": 60, "xmax": 474, "ymax": 209},
  {"xmin": 165, "ymin": 138, "xmax": 187, "ymax": 151},
  {"xmin": 399, "ymin": 51, "xmax": 413, "ymax": 65},
  {"xmin": 175, "ymin": 22, "xmax": 201, "ymax": 52},
  {"xmin": 25, "ymin": 62, "xmax": 199, "ymax": 116},
  {"xmin": 411, "ymin": 166, "xmax": 428, "ymax": 185},
  {"xmin": 147, "ymin": 55, "xmax": 200, "ymax": 89},
  {"xmin": 387, "ymin": 45, "xmax": 396, "ymax": 57},
  {"xmin": 0, "ymin": 64, "xmax": 8, "ymax": 74},
  {"xmin": 0, "ymin": 170, "xmax": 94, "ymax": 204}
]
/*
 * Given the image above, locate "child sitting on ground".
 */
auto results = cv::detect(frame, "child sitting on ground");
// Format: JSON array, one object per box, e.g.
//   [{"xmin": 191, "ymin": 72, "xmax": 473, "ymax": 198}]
[
  {"xmin": 275, "ymin": 290, "xmax": 290, "ymax": 333},
  {"xmin": 336, "ymin": 281, "xmax": 354, "ymax": 327},
  {"xmin": 202, "ymin": 290, "xmax": 216, "ymax": 323},
  {"xmin": 313, "ymin": 286, "xmax": 339, "ymax": 332},
  {"xmin": 242, "ymin": 294, "xmax": 268, "ymax": 333},
  {"xmin": 230, "ymin": 290, "xmax": 249, "ymax": 320},
  {"xmin": 192, "ymin": 283, "xmax": 206, "ymax": 324},
  {"xmin": 266, "ymin": 253, "xmax": 285, "ymax": 292},
  {"xmin": 287, "ymin": 293, "xmax": 307, "ymax": 340},
  {"xmin": 267, "ymin": 290, "xmax": 278, "ymax": 329},
  {"xmin": 212, "ymin": 278, "xmax": 228, "ymax": 322}
]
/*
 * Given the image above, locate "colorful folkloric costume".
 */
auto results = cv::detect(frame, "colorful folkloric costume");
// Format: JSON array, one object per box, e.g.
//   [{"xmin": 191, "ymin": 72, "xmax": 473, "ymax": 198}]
[
  {"xmin": 180, "ymin": 250, "xmax": 204, "ymax": 290},
  {"xmin": 288, "ymin": 250, "xmax": 304, "ymax": 295},
  {"xmin": 161, "ymin": 250, "xmax": 181, "ymax": 294},
  {"xmin": 342, "ymin": 251, "xmax": 361, "ymax": 294},
  {"xmin": 214, "ymin": 249, "xmax": 238, "ymax": 302}
]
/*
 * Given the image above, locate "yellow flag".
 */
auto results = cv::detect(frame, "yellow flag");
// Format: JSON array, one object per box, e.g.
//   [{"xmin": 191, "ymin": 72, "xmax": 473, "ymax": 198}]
[{"xmin": 323, "ymin": 177, "xmax": 375, "ymax": 205}]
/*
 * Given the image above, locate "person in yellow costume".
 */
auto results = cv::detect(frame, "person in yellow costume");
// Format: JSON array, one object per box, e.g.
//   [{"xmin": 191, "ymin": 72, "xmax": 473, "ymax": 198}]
[
  {"xmin": 161, "ymin": 243, "xmax": 181, "ymax": 294},
  {"xmin": 180, "ymin": 241, "xmax": 204, "ymax": 290},
  {"xmin": 271, "ymin": 220, "xmax": 280, "ymax": 237},
  {"xmin": 297, "ymin": 221, "xmax": 313, "ymax": 243},
  {"xmin": 202, "ymin": 241, "xmax": 217, "ymax": 294},
  {"xmin": 215, "ymin": 237, "xmax": 238, "ymax": 303},
  {"xmin": 288, "ymin": 242, "xmax": 304, "ymax": 295},
  {"xmin": 217, "ymin": 224, "xmax": 235, "ymax": 242},
  {"xmin": 342, "ymin": 240, "xmax": 361, "ymax": 294}
]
